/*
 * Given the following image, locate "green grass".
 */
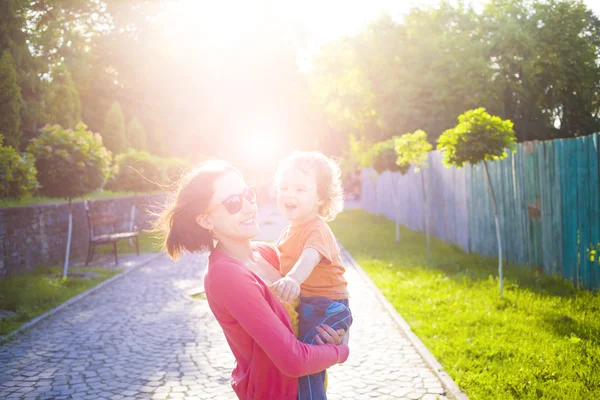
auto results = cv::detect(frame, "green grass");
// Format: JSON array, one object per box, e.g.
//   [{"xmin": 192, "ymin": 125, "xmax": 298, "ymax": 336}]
[
  {"xmin": 0, "ymin": 232, "xmax": 162, "ymax": 338},
  {"xmin": 331, "ymin": 210, "xmax": 600, "ymax": 400},
  {"xmin": 0, "ymin": 266, "xmax": 121, "ymax": 336},
  {"xmin": 95, "ymin": 231, "xmax": 163, "ymax": 255},
  {"xmin": 0, "ymin": 189, "xmax": 162, "ymax": 208}
]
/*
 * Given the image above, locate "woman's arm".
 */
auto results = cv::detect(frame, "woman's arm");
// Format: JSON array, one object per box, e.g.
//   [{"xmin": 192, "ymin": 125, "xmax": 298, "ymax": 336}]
[{"xmin": 209, "ymin": 261, "xmax": 349, "ymax": 378}]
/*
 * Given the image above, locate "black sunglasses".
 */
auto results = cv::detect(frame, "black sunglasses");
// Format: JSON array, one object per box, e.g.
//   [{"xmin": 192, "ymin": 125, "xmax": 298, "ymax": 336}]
[{"xmin": 206, "ymin": 187, "xmax": 257, "ymax": 215}]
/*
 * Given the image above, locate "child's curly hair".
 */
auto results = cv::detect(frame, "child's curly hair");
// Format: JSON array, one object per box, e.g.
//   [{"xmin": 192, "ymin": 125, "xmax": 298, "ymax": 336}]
[{"xmin": 275, "ymin": 151, "xmax": 344, "ymax": 221}]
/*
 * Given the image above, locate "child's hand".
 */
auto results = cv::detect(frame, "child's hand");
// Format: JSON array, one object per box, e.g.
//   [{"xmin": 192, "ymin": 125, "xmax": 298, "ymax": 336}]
[{"xmin": 271, "ymin": 276, "xmax": 301, "ymax": 304}]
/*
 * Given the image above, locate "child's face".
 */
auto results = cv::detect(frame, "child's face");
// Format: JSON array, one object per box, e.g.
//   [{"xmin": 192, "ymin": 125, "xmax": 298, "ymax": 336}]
[{"xmin": 277, "ymin": 167, "xmax": 324, "ymax": 225}]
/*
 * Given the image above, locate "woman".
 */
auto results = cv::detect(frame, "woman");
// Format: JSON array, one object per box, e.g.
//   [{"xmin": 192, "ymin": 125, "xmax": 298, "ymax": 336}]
[{"xmin": 156, "ymin": 160, "xmax": 349, "ymax": 400}]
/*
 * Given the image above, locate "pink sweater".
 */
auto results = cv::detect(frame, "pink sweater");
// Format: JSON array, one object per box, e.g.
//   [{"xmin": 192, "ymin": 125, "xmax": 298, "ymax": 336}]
[{"xmin": 204, "ymin": 244, "xmax": 349, "ymax": 399}]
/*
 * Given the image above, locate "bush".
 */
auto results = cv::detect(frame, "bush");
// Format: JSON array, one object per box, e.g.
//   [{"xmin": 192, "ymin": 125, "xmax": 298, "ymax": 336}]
[
  {"xmin": 106, "ymin": 150, "xmax": 193, "ymax": 192},
  {"xmin": 0, "ymin": 136, "xmax": 38, "ymax": 199},
  {"xmin": 105, "ymin": 149, "xmax": 165, "ymax": 193},
  {"xmin": 160, "ymin": 157, "xmax": 192, "ymax": 184},
  {"xmin": 27, "ymin": 123, "xmax": 112, "ymax": 199}
]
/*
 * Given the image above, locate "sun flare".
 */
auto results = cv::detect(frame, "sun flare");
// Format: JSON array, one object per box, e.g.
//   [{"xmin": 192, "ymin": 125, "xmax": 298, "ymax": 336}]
[{"xmin": 242, "ymin": 130, "xmax": 279, "ymax": 163}]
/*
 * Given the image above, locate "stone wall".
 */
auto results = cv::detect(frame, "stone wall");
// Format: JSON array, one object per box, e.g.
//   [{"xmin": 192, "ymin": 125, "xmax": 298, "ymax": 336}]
[{"xmin": 0, "ymin": 194, "xmax": 166, "ymax": 277}]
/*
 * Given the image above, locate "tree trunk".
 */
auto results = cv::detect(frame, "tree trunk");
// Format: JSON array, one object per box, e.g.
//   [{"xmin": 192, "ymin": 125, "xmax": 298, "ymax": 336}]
[
  {"xmin": 375, "ymin": 176, "xmax": 381, "ymax": 224},
  {"xmin": 63, "ymin": 198, "xmax": 73, "ymax": 279},
  {"xmin": 394, "ymin": 188, "xmax": 400, "ymax": 244},
  {"xmin": 484, "ymin": 161, "xmax": 503, "ymax": 296},
  {"xmin": 395, "ymin": 215, "xmax": 400, "ymax": 243},
  {"xmin": 420, "ymin": 172, "xmax": 430, "ymax": 264}
]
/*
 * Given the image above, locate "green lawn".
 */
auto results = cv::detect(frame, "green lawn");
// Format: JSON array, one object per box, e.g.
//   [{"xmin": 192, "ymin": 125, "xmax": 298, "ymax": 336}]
[
  {"xmin": 0, "ymin": 189, "xmax": 162, "ymax": 208},
  {"xmin": 331, "ymin": 210, "xmax": 600, "ymax": 400},
  {"xmin": 0, "ymin": 266, "xmax": 121, "ymax": 337},
  {"xmin": 0, "ymin": 232, "xmax": 163, "ymax": 338}
]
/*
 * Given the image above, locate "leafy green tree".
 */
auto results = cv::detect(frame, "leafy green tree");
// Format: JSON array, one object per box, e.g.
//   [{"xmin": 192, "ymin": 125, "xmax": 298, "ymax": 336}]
[
  {"xmin": 27, "ymin": 123, "xmax": 112, "ymax": 278},
  {"xmin": 0, "ymin": 50, "xmax": 22, "ymax": 148},
  {"xmin": 46, "ymin": 64, "xmax": 82, "ymax": 129},
  {"xmin": 0, "ymin": 1, "xmax": 47, "ymax": 149},
  {"xmin": 126, "ymin": 117, "xmax": 147, "ymax": 151},
  {"xmin": 310, "ymin": 1, "xmax": 600, "ymax": 145},
  {"xmin": 438, "ymin": 108, "xmax": 516, "ymax": 295},
  {"xmin": 309, "ymin": 37, "xmax": 383, "ymax": 153},
  {"xmin": 482, "ymin": 0, "xmax": 600, "ymax": 140},
  {"xmin": 0, "ymin": 135, "xmax": 37, "ymax": 199},
  {"xmin": 310, "ymin": 6, "xmax": 490, "ymax": 146},
  {"xmin": 395, "ymin": 130, "xmax": 433, "ymax": 262},
  {"xmin": 102, "ymin": 102, "xmax": 126, "ymax": 154}
]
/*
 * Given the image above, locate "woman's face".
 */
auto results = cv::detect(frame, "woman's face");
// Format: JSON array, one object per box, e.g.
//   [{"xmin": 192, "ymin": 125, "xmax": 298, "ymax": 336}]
[{"xmin": 201, "ymin": 172, "xmax": 260, "ymax": 241}]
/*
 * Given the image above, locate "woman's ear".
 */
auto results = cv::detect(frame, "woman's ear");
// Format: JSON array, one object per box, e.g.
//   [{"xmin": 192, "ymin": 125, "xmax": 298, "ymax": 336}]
[{"xmin": 196, "ymin": 214, "xmax": 213, "ymax": 231}]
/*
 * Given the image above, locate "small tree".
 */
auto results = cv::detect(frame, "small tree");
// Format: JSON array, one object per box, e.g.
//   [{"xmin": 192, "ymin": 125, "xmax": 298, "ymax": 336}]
[
  {"xmin": 364, "ymin": 138, "xmax": 409, "ymax": 239},
  {"xmin": 45, "ymin": 64, "xmax": 82, "ymax": 129},
  {"xmin": 438, "ymin": 108, "xmax": 516, "ymax": 295},
  {"xmin": 0, "ymin": 135, "xmax": 38, "ymax": 199},
  {"xmin": 395, "ymin": 130, "xmax": 433, "ymax": 262},
  {"xmin": 28, "ymin": 123, "xmax": 112, "ymax": 278},
  {"xmin": 102, "ymin": 102, "xmax": 126, "ymax": 154},
  {"xmin": 126, "ymin": 117, "xmax": 147, "ymax": 151},
  {"xmin": 0, "ymin": 50, "xmax": 22, "ymax": 148}
]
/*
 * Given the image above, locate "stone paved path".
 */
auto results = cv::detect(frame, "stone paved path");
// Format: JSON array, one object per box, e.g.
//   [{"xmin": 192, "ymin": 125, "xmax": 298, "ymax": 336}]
[{"xmin": 0, "ymin": 206, "xmax": 450, "ymax": 400}]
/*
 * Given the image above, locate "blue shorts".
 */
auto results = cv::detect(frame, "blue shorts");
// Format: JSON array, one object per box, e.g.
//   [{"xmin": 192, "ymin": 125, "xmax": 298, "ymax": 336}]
[{"xmin": 297, "ymin": 296, "xmax": 353, "ymax": 400}]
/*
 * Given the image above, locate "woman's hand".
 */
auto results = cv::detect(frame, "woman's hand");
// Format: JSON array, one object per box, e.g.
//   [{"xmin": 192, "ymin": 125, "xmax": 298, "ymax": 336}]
[{"xmin": 314, "ymin": 324, "xmax": 347, "ymax": 345}]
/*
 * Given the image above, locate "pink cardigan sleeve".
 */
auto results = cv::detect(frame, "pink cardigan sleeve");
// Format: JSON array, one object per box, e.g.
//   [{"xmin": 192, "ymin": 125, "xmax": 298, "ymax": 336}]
[{"xmin": 209, "ymin": 260, "xmax": 349, "ymax": 378}]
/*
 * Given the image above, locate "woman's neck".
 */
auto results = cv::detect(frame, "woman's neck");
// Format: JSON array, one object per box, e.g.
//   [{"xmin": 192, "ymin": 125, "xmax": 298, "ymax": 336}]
[{"xmin": 215, "ymin": 238, "xmax": 254, "ymax": 263}]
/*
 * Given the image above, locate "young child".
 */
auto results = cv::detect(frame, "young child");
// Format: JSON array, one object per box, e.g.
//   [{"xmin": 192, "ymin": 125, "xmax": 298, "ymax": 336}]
[{"xmin": 272, "ymin": 151, "xmax": 353, "ymax": 400}]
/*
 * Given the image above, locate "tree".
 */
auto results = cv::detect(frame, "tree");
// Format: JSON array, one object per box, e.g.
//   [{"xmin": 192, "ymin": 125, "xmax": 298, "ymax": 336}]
[
  {"xmin": 0, "ymin": 1, "xmax": 48, "ymax": 149},
  {"xmin": 310, "ymin": 6, "xmax": 491, "ymax": 146},
  {"xmin": 481, "ymin": 0, "xmax": 600, "ymax": 140},
  {"xmin": 437, "ymin": 108, "xmax": 516, "ymax": 295},
  {"xmin": 395, "ymin": 130, "xmax": 433, "ymax": 262},
  {"xmin": 46, "ymin": 64, "xmax": 82, "ymax": 129},
  {"xmin": 102, "ymin": 102, "xmax": 126, "ymax": 154},
  {"xmin": 126, "ymin": 117, "xmax": 147, "ymax": 151},
  {"xmin": 0, "ymin": 135, "xmax": 38, "ymax": 199},
  {"xmin": 309, "ymin": 1, "xmax": 600, "ymax": 145},
  {"xmin": 363, "ymin": 138, "xmax": 409, "ymax": 239},
  {"xmin": 310, "ymin": 37, "xmax": 383, "ymax": 148},
  {"xmin": 28, "ymin": 123, "xmax": 112, "ymax": 278},
  {"xmin": 0, "ymin": 50, "xmax": 22, "ymax": 148}
]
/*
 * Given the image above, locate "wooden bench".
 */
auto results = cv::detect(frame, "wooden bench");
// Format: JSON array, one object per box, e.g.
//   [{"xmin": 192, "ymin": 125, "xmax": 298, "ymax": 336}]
[{"xmin": 84, "ymin": 200, "xmax": 140, "ymax": 266}]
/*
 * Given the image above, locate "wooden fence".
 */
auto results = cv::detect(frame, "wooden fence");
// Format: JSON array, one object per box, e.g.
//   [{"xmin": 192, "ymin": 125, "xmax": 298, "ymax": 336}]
[{"xmin": 360, "ymin": 133, "xmax": 600, "ymax": 289}]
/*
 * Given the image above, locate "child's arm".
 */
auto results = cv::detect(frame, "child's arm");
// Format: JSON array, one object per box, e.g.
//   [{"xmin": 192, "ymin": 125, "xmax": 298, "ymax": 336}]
[{"xmin": 272, "ymin": 248, "xmax": 321, "ymax": 304}]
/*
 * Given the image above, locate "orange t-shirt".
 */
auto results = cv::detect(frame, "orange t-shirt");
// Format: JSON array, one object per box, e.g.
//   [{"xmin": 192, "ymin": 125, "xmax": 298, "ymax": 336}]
[{"xmin": 277, "ymin": 218, "xmax": 349, "ymax": 300}]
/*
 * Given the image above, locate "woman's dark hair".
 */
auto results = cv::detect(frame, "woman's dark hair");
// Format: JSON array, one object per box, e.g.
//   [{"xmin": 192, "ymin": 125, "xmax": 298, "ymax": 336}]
[{"xmin": 154, "ymin": 160, "xmax": 240, "ymax": 260}]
